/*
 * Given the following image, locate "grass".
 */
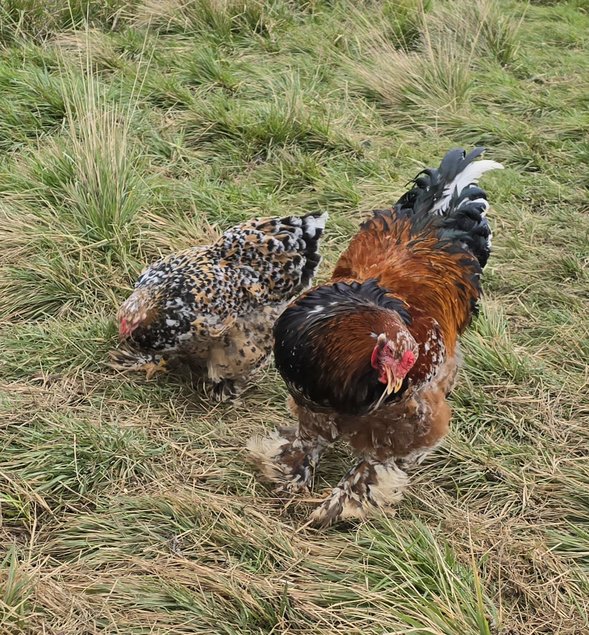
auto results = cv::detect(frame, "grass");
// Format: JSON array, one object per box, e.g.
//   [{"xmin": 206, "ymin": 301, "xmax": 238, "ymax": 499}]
[{"xmin": 0, "ymin": 0, "xmax": 588, "ymax": 632}]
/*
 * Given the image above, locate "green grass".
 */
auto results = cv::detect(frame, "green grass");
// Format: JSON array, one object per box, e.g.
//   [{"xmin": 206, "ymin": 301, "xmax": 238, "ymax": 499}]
[{"xmin": 1, "ymin": 0, "xmax": 588, "ymax": 633}]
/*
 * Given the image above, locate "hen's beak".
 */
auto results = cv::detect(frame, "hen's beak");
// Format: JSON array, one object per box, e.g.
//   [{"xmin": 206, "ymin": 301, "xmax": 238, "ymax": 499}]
[
  {"xmin": 384, "ymin": 367, "xmax": 404, "ymax": 395},
  {"xmin": 119, "ymin": 318, "xmax": 131, "ymax": 339}
]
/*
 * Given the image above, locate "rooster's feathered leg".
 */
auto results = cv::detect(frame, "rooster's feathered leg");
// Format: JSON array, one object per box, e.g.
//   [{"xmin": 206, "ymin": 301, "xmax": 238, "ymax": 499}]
[
  {"xmin": 308, "ymin": 458, "xmax": 408, "ymax": 528},
  {"xmin": 248, "ymin": 398, "xmax": 341, "ymax": 494},
  {"xmin": 247, "ymin": 426, "xmax": 333, "ymax": 494}
]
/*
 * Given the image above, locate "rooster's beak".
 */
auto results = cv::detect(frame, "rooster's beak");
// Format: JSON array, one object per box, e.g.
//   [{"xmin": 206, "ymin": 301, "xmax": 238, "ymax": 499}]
[{"xmin": 385, "ymin": 367, "xmax": 404, "ymax": 395}]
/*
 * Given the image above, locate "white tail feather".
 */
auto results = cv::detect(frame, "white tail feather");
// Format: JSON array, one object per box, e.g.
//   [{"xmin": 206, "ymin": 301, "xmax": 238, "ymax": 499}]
[
  {"xmin": 432, "ymin": 160, "xmax": 504, "ymax": 215},
  {"xmin": 303, "ymin": 212, "xmax": 328, "ymax": 237}
]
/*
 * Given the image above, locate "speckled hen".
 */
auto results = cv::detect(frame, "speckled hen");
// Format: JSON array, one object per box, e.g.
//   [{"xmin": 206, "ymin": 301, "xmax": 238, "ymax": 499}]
[
  {"xmin": 111, "ymin": 212, "xmax": 327, "ymax": 399},
  {"xmin": 248, "ymin": 148, "xmax": 503, "ymax": 527}
]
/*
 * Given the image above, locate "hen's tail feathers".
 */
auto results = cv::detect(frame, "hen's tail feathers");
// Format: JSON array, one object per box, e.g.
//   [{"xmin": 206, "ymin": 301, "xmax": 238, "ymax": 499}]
[
  {"xmin": 217, "ymin": 210, "xmax": 327, "ymax": 300},
  {"xmin": 263, "ymin": 210, "xmax": 328, "ymax": 288},
  {"xmin": 394, "ymin": 147, "xmax": 503, "ymax": 218},
  {"xmin": 296, "ymin": 211, "xmax": 328, "ymax": 286}
]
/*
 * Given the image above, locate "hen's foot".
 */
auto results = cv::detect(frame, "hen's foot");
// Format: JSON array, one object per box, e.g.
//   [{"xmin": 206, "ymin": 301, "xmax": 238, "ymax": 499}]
[
  {"xmin": 144, "ymin": 358, "xmax": 168, "ymax": 379},
  {"xmin": 247, "ymin": 427, "xmax": 329, "ymax": 494},
  {"xmin": 211, "ymin": 379, "xmax": 244, "ymax": 402},
  {"xmin": 308, "ymin": 460, "xmax": 408, "ymax": 529},
  {"xmin": 108, "ymin": 350, "xmax": 168, "ymax": 379}
]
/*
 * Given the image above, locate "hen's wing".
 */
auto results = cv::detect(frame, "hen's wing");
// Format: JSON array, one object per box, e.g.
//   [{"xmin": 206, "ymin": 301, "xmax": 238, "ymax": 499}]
[{"xmin": 122, "ymin": 211, "xmax": 327, "ymax": 352}]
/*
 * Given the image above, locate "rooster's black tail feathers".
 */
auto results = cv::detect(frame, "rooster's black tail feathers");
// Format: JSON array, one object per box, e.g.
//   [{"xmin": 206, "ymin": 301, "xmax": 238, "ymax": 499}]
[{"xmin": 395, "ymin": 147, "xmax": 503, "ymax": 269}]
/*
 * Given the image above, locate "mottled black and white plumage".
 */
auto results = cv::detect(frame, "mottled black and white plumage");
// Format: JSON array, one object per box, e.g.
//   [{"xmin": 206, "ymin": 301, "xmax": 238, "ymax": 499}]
[{"xmin": 111, "ymin": 211, "xmax": 327, "ymax": 399}]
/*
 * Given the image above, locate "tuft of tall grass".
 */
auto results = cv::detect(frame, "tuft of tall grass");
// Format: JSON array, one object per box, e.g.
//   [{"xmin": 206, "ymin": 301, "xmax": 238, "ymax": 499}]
[
  {"xmin": 0, "ymin": 410, "xmax": 164, "ymax": 512},
  {"xmin": 0, "ymin": 59, "xmax": 148, "ymax": 320},
  {"xmin": 346, "ymin": 0, "xmax": 521, "ymax": 130},
  {"xmin": 134, "ymin": 0, "xmax": 286, "ymax": 41},
  {"xmin": 0, "ymin": 315, "xmax": 114, "ymax": 376},
  {"xmin": 463, "ymin": 302, "xmax": 531, "ymax": 383},
  {"xmin": 0, "ymin": 0, "xmax": 138, "ymax": 43},
  {"xmin": 0, "ymin": 547, "xmax": 35, "ymax": 634}
]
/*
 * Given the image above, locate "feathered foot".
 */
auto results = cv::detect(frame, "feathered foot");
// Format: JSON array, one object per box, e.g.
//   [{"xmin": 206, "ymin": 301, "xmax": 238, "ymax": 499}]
[
  {"xmin": 396, "ymin": 438, "xmax": 445, "ymax": 472},
  {"xmin": 247, "ymin": 427, "xmax": 329, "ymax": 494},
  {"xmin": 308, "ymin": 459, "xmax": 408, "ymax": 529},
  {"xmin": 397, "ymin": 449, "xmax": 433, "ymax": 471},
  {"xmin": 108, "ymin": 349, "xmax": 168, "ymax": 379},
  {"xmin": 211, "ymin": 378, "xmax": 245, "ymax": 402}
]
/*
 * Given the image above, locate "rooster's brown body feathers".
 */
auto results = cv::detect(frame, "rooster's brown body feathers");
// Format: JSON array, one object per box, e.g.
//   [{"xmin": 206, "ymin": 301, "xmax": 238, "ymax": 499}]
[{"xmin": 248, "ymin": 148, "xmax": 503, "ymax": 526}]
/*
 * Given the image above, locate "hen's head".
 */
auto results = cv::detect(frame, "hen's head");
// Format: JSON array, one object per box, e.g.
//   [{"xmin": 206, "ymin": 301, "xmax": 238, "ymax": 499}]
[
  {"xmin": 117, "ymin": 287, "xmax": 159, "ymax": 340},
  {"xmin": 370, "ymin": 332, "xmax": 417, "ymax": 396}
]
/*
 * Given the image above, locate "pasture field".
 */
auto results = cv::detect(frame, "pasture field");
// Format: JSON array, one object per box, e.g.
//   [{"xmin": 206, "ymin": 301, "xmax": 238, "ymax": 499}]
[{"xmin": 0, "ymin": 1, "xmax": 588, "ymax": 633}]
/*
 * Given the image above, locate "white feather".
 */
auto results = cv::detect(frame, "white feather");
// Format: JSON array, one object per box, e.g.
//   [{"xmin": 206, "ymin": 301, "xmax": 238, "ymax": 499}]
[
  {"xmin": 432, "ymin": 159, "xmax": 504, "ymax": 214},
  {"xmin": 315, "ymin": 212, "xmax": 328, "ymax": 229},
  {"xmin": 303, "ymin": 212, "xmax": 328, "ymax": 236}
]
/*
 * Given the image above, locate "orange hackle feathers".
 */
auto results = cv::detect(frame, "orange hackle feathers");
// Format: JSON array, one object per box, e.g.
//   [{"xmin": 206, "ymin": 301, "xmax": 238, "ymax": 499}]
[{"xmin": 332, "ymin": 211, "xmax": 480, "ymax": 355}]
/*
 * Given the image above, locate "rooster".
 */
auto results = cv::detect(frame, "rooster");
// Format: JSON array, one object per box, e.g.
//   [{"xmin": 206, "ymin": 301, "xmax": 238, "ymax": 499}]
[
  {"xmin": 248, "ymin": 148, "xmax": 503, "ymax": 526},
  {"xmin": 111, "ymin": 211, "xmax": 327, "ymax": 400}
]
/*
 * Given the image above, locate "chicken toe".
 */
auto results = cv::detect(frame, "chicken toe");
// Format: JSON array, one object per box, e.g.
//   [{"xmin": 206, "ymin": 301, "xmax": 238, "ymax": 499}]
[{"xmin": 211, "ymin": 378, "xmax": 246, "ymax": 402}]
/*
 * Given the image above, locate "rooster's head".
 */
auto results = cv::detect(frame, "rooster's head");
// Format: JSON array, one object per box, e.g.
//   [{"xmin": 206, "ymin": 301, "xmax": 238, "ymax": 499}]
[{"xmin": 370, "ymin": 332, "xmax": 417, "ymax": 395}]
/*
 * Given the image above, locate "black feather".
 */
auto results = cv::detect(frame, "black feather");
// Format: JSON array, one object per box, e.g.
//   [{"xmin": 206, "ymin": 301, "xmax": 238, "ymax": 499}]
[
  {"xmin": 289, "ymin": 211, "xmax": 327, "ymax": 287},
  {"xmin": 437, "ymin": 185, "xmax": 492, "ymax": 268},
  {"xmin": 393, "ymin": 146, "xmax": 487, "ymax": 217},
  {"xmin": 286, "ymin": 279, "xmax": 412, "ymax": 325},
  {"xmin": 388, "ymin": 147, "xmax": 494, "ymax": 269}
]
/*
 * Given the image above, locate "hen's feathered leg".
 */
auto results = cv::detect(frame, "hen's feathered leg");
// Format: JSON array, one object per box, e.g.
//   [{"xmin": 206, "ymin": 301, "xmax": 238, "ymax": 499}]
[{"xmin": 308, "ymin": 458, "xmax": 408, "ymax": 528}]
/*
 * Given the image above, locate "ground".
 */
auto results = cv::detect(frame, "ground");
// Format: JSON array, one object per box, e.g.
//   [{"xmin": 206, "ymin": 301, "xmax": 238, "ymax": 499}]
[{"xmin": 0, "ymin": 1, "xmax": 588, "ymax": 633}]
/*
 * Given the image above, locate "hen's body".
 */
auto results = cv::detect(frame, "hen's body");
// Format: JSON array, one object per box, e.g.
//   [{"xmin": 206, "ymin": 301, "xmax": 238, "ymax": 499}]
[
  {"xmin": 248, "ymin": 148, "xmax": 502, "ymax": 526},
  {"xmin": 112, "ymin": 212, "xmax": 327, "ymax": 399}
]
